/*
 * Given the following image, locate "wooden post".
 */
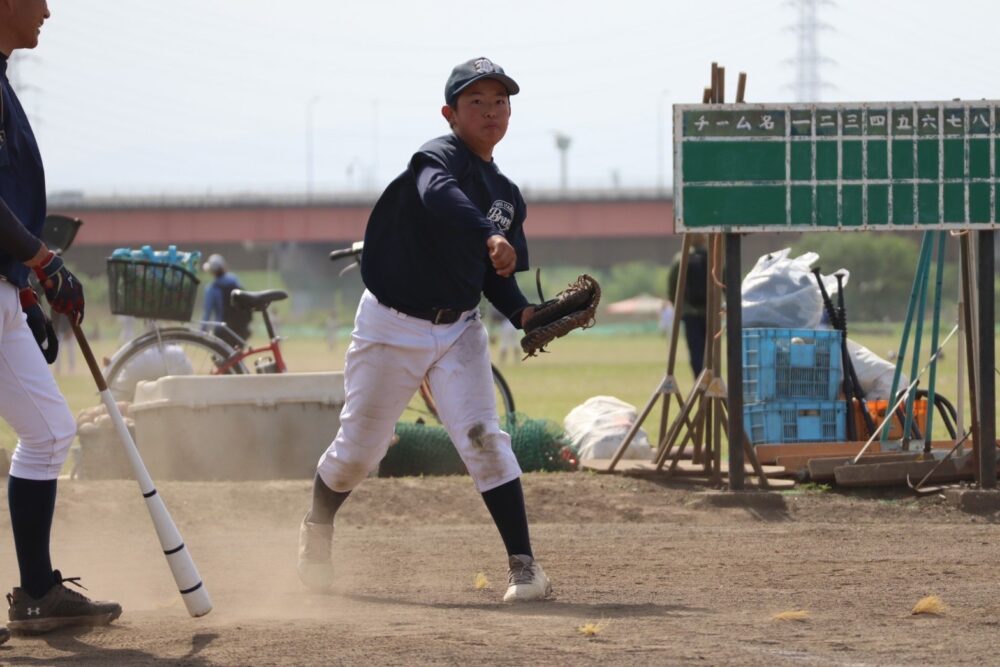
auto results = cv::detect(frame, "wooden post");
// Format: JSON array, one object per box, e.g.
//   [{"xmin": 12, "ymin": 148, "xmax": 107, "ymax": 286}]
[
  {"xmin": 726, "ymin": 232, "xmax": 745, "ymax": 489},
  {"xmin": 976, "ymin": 230, "xmax": 996, "ymax": 487}
]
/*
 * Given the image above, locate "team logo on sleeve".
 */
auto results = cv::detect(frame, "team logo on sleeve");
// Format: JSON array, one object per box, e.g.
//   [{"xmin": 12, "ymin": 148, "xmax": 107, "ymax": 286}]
[{"xmin": 486, "ymin": 200, "xmax": 514, "ymax": 231}]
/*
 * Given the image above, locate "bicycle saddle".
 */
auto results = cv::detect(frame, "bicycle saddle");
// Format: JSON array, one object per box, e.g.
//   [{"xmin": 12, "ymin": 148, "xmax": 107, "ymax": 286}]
[{"xmin": 230, "ymin": 289, "xmax": 288, "ymax": 311}]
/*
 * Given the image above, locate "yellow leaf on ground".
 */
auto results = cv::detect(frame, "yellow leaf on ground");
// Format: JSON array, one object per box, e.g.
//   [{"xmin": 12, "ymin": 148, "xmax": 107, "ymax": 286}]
[
  {"xmin": 912, "ymin": 595, "xmax": 947, "ymax": 615},
  {"xmin": 473, "ymin": 572, "xmax": 490, "ymax": 590}
]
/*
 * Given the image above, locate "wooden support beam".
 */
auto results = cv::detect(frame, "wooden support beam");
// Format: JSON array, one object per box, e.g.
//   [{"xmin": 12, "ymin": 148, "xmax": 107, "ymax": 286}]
[
  {"xmin": 833, "ymin": 456, "xmax": 972, "ymax": 487},
  {"xmin": 807, "ymin": 452, "xmax": 924, "ymax": 482}
]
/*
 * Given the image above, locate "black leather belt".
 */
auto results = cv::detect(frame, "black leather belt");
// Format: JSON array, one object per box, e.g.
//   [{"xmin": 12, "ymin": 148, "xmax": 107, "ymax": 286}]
[{"xmin": 379, "ymin": 299, "xmax": 463, "ymax": 325}]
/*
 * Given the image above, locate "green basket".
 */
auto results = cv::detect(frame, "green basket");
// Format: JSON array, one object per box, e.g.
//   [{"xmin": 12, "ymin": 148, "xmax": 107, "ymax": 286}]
[{"xmin": 107, "ymin": 258, "xmax": 200, "ymax": 322}]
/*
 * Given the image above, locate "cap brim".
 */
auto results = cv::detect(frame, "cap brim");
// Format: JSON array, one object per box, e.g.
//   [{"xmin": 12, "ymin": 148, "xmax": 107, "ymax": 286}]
[{"xmin": 452, "ymin": 73, "xmax": 520, "ymax": 102}]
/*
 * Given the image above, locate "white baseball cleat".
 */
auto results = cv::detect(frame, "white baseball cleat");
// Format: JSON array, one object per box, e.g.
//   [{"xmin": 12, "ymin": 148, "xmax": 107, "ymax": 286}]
[
  {"xmin": 503, "ymin": 554, "xmax": 552, "ymax": 602},
  {"xmin": 297, "ymin": 513, "xmax": 334, "ymax": 591}
]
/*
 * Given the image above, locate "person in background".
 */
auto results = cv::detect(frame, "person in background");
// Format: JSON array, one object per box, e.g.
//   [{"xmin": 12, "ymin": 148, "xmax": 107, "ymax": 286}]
[
  {"xmin": 50, "ymin": 310, "xmax": 75, "ymax": 375},
  {"xmin": 667, "ymin": 233, "xmax": 709, "ymax": 376},
  {"xmin": 201, "ymin": 253, "xmax": 250, "ymax": 348},
  {"xmin": 658, "ymin": 299, "xmax": 675, "ymax": 339},
  {"xmin": 496, "ymin": 314, "xmax": 520, "ymax": 364}
]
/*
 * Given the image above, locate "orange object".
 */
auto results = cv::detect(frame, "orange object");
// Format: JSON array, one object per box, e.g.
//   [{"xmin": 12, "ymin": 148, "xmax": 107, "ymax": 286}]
[{"xmin": 853, "ymin": 398, "xmax": 927, "ymax": 440}]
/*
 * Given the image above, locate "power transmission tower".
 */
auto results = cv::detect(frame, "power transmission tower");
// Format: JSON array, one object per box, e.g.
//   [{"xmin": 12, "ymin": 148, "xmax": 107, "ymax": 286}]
[{"xmin": 787, "ymin": 0, "xmax": 833, "ymax": 102}]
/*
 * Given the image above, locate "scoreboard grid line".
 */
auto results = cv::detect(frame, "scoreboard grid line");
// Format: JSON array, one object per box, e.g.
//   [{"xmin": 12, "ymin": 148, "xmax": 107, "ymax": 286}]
[
  {"xmin": 680, "ymin": 134, "xmax": 1000, "ymax": 143},
  {"xmin": 862, "ymin": 107, "xmax": 869, "ymax": 227},
  {"xmin": 811, "ymin": 108, "xmax": 817, "ymax": 227},
  {"xmin": 964, "ymin": 106, "xmax": 970, "ymax": 223},
  {"xmin": 887, "ymin": 109, "xmax": 894, "ymax": 224},
  {"xmin": 785, "ymin": 105, "xmax": 792, "ymax": 227},
  {"xmin": 675, "ymin": 178, "xmax": 1000, "ymax": 187},
  {"xmin": 837, "ymin": 108, "xmax": 844, "ymax": 227},
  {"xmin": 992, "ymin": 105, "xmax": 997, "ymax": 223},
  {"xmin": 912, "ymin": 107, "xmax": 919, "ymax": 225},
  {"xmin": 939, "ymin": 106, "xmax": 945, "ymax": 225}
]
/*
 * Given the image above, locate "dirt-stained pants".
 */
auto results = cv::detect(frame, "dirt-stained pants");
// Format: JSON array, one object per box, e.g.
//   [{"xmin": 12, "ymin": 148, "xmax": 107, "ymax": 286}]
[{"xmin": 317, "ymin": 290, "xmax": 521, "ymax": 493}]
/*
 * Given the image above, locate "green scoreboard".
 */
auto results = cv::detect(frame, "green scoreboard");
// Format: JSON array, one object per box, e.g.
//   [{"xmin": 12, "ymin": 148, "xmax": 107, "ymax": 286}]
[{"xmin": 674, "ymin": 102, "xmax": 1000, "ymax": 232}]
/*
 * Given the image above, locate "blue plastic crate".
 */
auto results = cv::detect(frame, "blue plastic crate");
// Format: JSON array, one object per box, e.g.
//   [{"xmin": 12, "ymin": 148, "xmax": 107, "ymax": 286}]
[
  {"xmin": 743, "ymin": 400, "xmax": 847, "ymax": 445},
  {"xmin": 742, "ymin": 328, "xmax": 843, "ymax": 403}
]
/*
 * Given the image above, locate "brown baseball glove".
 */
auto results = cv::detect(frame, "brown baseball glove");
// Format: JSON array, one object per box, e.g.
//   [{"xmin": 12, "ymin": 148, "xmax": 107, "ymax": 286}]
[{"xmin": 520, "ymin": 273, "xmax": 601, "ymax": 358}]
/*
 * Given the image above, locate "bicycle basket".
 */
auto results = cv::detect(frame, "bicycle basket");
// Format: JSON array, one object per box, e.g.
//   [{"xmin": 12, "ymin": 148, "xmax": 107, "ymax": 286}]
[{"xmin": 106, "ymin": 258, "xmax": 200, "ymax": 321}]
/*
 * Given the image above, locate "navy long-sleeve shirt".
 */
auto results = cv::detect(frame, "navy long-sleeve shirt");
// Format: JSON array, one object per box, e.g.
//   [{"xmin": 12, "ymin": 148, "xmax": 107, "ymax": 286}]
[
  {"xmin": 0, "ymin": 54, "xmax": 46, "ymax": 286},
  {"xmin": 361, "ymin": 133, "xmax": 530, "ymax": 326},
  {"xmin": 201, "ymin": 272, "xmax": 243, "ymax": 327}
]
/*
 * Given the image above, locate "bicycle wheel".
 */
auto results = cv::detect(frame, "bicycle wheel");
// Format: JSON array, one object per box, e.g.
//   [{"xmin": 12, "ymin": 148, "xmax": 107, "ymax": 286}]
[
  {"xmin": 105, "ymin": 327, "xmax": 249, "ymax": 401},
  {"xmin": 400, "ymin": 364, "xmax": 516, "ymax": 426}
]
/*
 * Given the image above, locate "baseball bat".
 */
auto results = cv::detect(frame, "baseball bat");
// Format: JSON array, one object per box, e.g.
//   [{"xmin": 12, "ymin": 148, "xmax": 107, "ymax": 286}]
[
  {"xmin": 811, "ymin": 268, "xmax": 855, "ymax": 439},
  {"xmin": 832, "ymin": 272, "xmax": 878, "ymax": 436},
  {"xmin": 71, "ymin": 322, "xmax": 212, "ymax": 618}
]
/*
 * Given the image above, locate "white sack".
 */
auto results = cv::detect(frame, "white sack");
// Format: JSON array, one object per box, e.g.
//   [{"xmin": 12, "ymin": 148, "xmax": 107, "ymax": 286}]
[
  {"xmin": 847, "ymin": 338, "xmax": 908, "ymax": 401},
  {"xmin": 563, "ymin": 396, "xmax": 653, "ymax": 461}
]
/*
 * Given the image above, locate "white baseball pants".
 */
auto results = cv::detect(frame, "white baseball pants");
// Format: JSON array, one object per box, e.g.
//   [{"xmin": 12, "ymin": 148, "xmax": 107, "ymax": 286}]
[
  {"xmin": 0, "ymin": 281, "xmax": 76, "ymax": 480},
  {"xmin": 317, "ymin": 290, "xmax": 521, "ymax": 493}
]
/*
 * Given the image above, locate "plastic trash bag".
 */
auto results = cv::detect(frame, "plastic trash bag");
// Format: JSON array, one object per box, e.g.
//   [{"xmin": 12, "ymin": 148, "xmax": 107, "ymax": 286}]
[
  {"xmin": 846, "ymin": 338, "xmax": 908, "ymax": 402},
  {"xmin": 563, "ymin": 396, "xmax": 653, "ymax": 461},
  {"xmin": 741, "ymin": 248, "xmax": 849, "ymax": 329}
]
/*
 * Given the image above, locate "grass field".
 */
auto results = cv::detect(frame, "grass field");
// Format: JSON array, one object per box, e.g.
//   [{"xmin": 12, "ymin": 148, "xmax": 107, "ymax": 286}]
[{"xmin": 0, "ymin": 319, "xmax": 988, "ymax": 458}]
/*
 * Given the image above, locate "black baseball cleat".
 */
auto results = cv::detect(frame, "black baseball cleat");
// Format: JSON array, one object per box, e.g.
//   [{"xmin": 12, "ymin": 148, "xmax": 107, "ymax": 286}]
[
  {"xmin": 0, "ymin": 626, "xmax": 8, "ymax": 645},
  {"xmin": 7, "ymin": 571, "xmax": 122, "ymax": 635}
]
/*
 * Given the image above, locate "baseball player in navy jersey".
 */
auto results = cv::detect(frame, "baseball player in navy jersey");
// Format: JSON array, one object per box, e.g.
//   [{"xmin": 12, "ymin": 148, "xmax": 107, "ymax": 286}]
[
  {"xmin": 0, "ymin": 0, "xmax": 121, "ymax": 638},
  {"xmin": 298, "ymin": 57, "xmax": 552, "ymax": 602}
]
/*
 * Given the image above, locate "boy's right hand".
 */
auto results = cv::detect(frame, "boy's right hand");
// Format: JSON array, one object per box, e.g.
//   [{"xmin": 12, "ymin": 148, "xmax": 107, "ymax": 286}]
[{"xmin": 487, "ymin": 235, "xmax": 516, "ymax": 277}]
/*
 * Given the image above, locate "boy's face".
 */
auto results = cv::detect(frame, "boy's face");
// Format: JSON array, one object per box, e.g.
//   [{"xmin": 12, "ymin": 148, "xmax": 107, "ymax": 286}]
[
  {"xmin": 0, "ymin": 0, "xmax": 50, "ymax": 54},
  {"xmin": 442, "ymin": 78, "xmax": 511, "ymax": 159}
]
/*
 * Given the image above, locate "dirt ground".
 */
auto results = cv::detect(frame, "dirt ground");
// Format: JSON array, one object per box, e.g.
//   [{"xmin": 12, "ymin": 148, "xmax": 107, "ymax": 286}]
[{"xmin": 0, "ymin": 473, "xmax": 996, "ymax": 666}]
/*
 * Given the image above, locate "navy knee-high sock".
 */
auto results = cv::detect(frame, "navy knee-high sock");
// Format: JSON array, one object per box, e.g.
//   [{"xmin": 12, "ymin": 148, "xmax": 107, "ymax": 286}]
[
  {"xmin": 307, "ymin": 474, "xmax": 351, "ymax": 525},
  {"xmin": 8, "ymin": 475, "xmax": 57, "ymax": 599},
  {"xmin": 481, "ymin": 478, "xmax": 532, "ymax": 558}
]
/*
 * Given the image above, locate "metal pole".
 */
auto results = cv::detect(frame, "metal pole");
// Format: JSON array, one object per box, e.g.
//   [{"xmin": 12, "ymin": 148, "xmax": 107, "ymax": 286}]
[
  {"xmin": 882, "ymin": 234, "xmax": 933, "ymax": 445},
  {"xmin": 976, "ymin": 230, "xmax": 996, "ymax": 487},
  {"xmin": 960, "ymin": 234, "xmax": 982, "ymax": 475},
  {"xmin": 726, "ymin": 232, "xmax": 745, "ymax": 490},
  {"xmin": 922, "ymin": 232, "xmax": 947, "ymax": 451}
]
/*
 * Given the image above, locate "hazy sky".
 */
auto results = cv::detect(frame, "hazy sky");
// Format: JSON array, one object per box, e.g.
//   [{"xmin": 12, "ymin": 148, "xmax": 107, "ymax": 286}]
[{"xmin": 9, "ymin": 0, "xmax": 1000, "ymax": 196}]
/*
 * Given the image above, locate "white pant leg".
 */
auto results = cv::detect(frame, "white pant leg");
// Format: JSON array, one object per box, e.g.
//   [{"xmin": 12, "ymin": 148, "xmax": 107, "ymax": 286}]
[
  {"xmin": 317, "ymin": 291, "xmax": 436, "ymax": 492},
  {"xmin": 426, "ymin": 317, "xmax": 522, "ymax": 492},
  {"xmin": 0, "ymin": 282, "xmax": 76, "ymax": 480}
]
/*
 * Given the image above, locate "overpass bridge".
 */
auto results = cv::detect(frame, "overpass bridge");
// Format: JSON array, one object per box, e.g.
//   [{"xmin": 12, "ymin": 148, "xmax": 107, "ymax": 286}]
[{"xmin": 51, "ymin": 188, "xmax": 680, "ymax": 274}]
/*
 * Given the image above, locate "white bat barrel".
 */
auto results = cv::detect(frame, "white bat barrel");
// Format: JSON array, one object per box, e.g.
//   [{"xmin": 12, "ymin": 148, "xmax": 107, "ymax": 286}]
[{"xmin": 100, "ymin": 389, "xmax": 213, "ymax": 617}]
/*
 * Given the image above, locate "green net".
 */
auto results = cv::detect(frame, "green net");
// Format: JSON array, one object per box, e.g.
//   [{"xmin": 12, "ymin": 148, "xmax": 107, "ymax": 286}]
[{"xmin": 379, "ymin": 412, "xmax": 576, "ymax": 478}]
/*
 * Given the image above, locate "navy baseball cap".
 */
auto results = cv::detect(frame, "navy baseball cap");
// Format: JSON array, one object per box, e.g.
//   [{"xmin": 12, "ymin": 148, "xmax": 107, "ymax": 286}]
[{"xmin": 445, "ymin": 57, "xmax": 519, "ymax": 106}]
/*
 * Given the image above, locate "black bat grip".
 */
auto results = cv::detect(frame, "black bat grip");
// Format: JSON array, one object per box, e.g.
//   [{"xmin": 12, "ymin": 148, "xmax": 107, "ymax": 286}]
[
  {"xmin": 834, "ymin": 273, "xmax": 847, "ymax": 331},
  {"xmin": 811, "ymin": 267, "xmax": 840, "ymax": 330}
]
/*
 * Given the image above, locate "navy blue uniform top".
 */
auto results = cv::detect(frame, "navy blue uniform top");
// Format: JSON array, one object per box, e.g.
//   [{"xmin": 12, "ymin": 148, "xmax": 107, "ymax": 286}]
[
  {"xmin": 361, "ymin": 133, "xmax": 530, "ymax": 326},
  {"xmin": 0, "ymin": 54, "xmax": 46, "ymax": 287}
]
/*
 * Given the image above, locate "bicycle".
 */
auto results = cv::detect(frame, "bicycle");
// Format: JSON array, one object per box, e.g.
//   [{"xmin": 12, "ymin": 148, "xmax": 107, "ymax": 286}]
[
  {"xmin": 103, "ymin": 254, "xmax": 290, "ymax": 401},
  {"xmin": 328, "ymin": 242, "xmax": 516, "ymax": 426}
]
